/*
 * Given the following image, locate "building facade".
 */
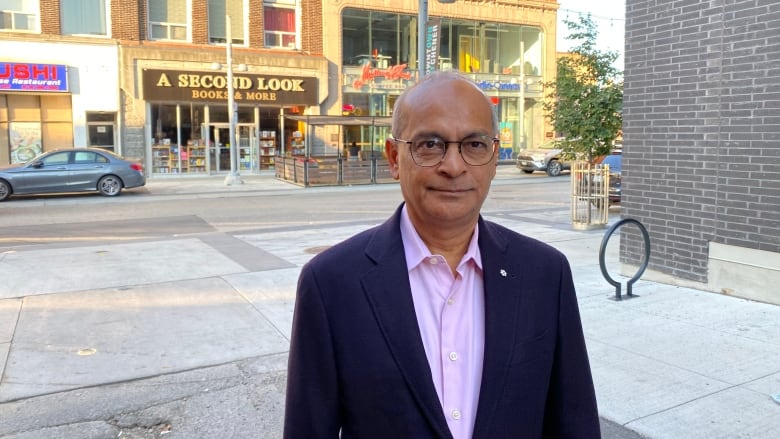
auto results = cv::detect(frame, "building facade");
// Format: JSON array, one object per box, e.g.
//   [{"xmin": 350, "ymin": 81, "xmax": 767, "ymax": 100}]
[
  {"xmin": 623, "ymin": 0, "xmax": 780, "ymax": 304},
  {"xmin": 1, "ymin": 0, "xmax": 329, "ymax": 175},
  {"xmin": 0, "ymin": 38, "xmax": 120, "ymax": 165},
  {"xmin": 327, "ymin": 0, "xmax": 557, "ymax": 161},
  {"xmin": 1, "ymin": 0, "xmax": 559, "ymax": 180}
]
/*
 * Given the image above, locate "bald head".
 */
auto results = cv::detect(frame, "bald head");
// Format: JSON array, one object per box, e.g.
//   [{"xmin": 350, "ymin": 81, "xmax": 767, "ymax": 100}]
[{"xmin": 391, "ymin": 71, "xmax": 499, "ymax": 139}]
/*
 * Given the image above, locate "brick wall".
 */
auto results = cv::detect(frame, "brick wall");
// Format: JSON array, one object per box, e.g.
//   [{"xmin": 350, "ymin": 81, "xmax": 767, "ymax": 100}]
[
  {"xmin": 302, "ymin": 0, "xmax": 323, "ymax": 54},
  {"xmin": 39, "ymin": 0, "xmax": 60, "ymax": 34},
  {"xmin": 623, "ymin": 0, "xmax": 780, "ymax": 282},
  {"xmin": 111, "ymin": 0, "xmax": 141, "ymax": 41},
  {"xmin": 248, "ymin": 1, "xmax": 263, "ymax": 48},
  {"xmin": 192, "ymin": 0, "xmax": 208, "ymax": 45}
]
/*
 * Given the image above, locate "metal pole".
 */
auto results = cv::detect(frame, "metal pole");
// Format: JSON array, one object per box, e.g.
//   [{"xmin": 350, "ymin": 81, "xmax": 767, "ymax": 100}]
[
  {"xmin": 418, "ymin": 0, "xmax": 428, "ymax": 78},
  {"xmin": 224, "ymin": 15, "xmax": 243, "ymax": 185}
]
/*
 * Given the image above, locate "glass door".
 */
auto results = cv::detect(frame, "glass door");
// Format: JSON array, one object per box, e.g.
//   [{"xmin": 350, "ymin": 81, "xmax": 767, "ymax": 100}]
[
  {"xmin": 206, "ymin": 124, "xmax": 231, "ymax": 173},
  {"xmin": 237, "ymin": 124, "xmax": 256, "ymax": 171},
  {"xmin": 204, "ymin": 123, "xmax": 257, "ymax": 173}
]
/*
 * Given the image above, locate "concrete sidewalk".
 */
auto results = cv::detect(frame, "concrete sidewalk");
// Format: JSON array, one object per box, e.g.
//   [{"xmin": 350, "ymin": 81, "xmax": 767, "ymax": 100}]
[{"xmin": 0, "ymin": 173, "xmax": 778, "ymax": 438}]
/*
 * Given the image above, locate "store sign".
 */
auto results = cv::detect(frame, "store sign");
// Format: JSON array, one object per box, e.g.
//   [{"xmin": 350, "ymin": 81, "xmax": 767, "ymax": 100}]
[
  {"xmin": 142, "ymin": 69, "xmax": 318, "ymax": 105},
  {"xmin": 475, "ymin": 80, "xmax": 523, "ymax": 92},
  {"xmin": 0, "ymin": 62, "xmax": 69, "ymax": 92},
  {"xmin": 350, "ymin": 63, "xmax": 413, "ymax": 90}
]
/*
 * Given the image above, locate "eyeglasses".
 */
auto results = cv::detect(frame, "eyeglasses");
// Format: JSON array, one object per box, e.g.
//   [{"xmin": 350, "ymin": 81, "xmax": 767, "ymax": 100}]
[{"xmin": 391, "ymin": 134, "xmax": 499, "ymax": 167}]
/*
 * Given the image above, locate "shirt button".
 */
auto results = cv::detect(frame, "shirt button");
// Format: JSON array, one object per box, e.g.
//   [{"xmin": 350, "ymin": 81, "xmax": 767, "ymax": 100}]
[
  {"xmin": 429, "ymin": 257, "xmax": 439, "ymax": 265},
  {"xmin": 447, "ymin": 299, "xmax": 454, "ymax": 305},
  {"xmin": 449, "ymin": 352, "xmax": 458, "ymax": 361},
  {"xmin": 452, "ymin": 409, "xmax": 461, "ymax": 420}
]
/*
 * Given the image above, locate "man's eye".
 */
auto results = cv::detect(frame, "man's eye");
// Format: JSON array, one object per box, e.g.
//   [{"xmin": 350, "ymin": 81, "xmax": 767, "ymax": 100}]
[
  {"xmin": 418, "ymin": 139, "xmax": 442, "ymax": 149},
  {"xmin": 465, "ymin": 140, "xmax": 488, "ymax": 149}
]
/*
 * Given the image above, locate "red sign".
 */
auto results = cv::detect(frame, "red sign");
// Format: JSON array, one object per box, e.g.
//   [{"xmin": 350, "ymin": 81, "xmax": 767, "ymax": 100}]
[{"xmin": 352, "ymin": 63, "xmax": 412, "ymax": 89}]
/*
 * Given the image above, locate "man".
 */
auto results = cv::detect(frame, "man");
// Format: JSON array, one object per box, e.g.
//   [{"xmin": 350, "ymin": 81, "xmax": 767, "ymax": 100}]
[{"xmin": 284, "ymin": 71, "xmax": 600, "ymax": 438}]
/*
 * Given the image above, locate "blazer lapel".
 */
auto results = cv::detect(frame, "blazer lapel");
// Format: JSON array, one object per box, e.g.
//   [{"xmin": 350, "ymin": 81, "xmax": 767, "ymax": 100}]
[
  {"xmin": 472, "ymin": 219, "xmax": 523, "ymax": 438},
  {"xmin": 361, "ymin": 207, "xmax": 452, "ymax": 438}
]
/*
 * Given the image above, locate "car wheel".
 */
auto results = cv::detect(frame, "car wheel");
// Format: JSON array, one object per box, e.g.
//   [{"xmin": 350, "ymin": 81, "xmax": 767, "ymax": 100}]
[
  {"xmin": 98, "ymin": 175, "xmax": 123, "ymax": 196},
  {"xmin": 0, "ymin": 180, "xmax": 11, "ymax": 201},
  {"xmin": 547, "ymin": 160, "xmax": 563, "ymax": 176},
  {"xmin": 521, "ymin": 170, "xmax": 534, "ymax": 174}
]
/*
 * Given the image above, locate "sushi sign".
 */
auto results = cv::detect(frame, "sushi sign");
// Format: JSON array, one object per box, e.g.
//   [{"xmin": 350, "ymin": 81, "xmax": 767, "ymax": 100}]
[{"xmin": 0, "ymin": 62, "xmax": 69, "ymax": 92}]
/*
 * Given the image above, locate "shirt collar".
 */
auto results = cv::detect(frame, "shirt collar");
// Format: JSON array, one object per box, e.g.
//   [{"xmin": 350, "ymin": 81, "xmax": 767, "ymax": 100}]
[{"xmin": 399, "ymin": 205, "xmax": 482, "ymax": 272}]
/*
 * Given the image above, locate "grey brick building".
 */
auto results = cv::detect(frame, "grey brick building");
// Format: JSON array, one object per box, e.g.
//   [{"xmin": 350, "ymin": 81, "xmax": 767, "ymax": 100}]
[{"xmin": 622, "ymin": 0, "xmax": 780, "ymax": 304}]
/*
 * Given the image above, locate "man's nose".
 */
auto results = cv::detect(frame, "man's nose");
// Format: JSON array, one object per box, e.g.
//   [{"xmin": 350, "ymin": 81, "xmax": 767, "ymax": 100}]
[{"xmin": 438, "ymin": 142, "xmax": 466, "ymax": 170}]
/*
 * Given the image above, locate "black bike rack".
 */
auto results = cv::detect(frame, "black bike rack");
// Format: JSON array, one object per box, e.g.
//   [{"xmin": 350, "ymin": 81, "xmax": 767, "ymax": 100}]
[{"xmin": 598, "ymin": 218, "xmax": 650, "ymax": 301}]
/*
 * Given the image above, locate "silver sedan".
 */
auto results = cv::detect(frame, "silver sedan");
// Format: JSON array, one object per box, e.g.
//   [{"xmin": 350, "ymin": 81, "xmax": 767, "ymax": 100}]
[{"xmin": 0, "ymin": 148, "xmax": 145, "ymax": 201}]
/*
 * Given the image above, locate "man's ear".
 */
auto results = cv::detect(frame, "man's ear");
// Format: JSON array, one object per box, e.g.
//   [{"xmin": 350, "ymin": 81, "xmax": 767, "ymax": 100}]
[{"xmin": 386, "ymin": 138, "xmax": 400, "ymax": 180}]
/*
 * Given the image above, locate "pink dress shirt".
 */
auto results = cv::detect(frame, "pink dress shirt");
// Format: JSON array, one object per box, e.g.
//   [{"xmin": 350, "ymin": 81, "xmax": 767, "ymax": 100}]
[{"xmin": 400, "ymin": 206, "xmax": 486, "ymax": 439}]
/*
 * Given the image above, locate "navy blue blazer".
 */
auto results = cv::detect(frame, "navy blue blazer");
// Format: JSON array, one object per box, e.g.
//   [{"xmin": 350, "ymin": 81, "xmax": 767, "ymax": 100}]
[{"xmin": 284, "ymin": 205, "xmax": 600, "ymax": 438}]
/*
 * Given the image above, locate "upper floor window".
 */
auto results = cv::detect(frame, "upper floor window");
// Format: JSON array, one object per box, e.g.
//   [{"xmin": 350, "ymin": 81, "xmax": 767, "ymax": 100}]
[
  {"xmin": 0, "ymin": 0, "xmax": 38, "ymax": 32},
  {"xmin": 208, "ymin": 0, "xmax": 244, "ymax": 44},
  {"xmin": 264, "ymin": 0, "xmax": 297, "ymax": 49},
  {"xmin": 149, "ymin": 0, "xmax": 189, "ymax": 41},
  {"xmin": 61, "ymin": 0, "xmax": 108, "ymax": 36}
]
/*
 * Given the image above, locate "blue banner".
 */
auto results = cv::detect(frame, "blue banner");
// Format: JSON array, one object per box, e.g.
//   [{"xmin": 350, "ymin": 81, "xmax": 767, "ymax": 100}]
[
  {"xmin": 0, "ymin": 62, "xmax": 69, "ymax": 92},
  {"xmin": 425, "ymin": 19, "xmax": 441, "ymax": 74}
]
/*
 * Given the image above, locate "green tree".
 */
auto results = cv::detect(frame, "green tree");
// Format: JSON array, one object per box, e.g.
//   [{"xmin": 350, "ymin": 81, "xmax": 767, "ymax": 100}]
[{"xmin": 544, "ymin": 14, "xmax": 623, "ymax": 161}]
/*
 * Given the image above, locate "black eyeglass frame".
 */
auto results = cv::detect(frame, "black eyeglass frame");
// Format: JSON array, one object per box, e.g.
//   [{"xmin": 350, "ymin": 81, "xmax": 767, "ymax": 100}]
[{"xmin": 391, "ymin": 134, "xmax": 500, "ymax": 167}]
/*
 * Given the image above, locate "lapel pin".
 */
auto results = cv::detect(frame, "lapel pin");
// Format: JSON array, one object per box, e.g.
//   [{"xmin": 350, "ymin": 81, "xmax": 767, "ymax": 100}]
[{"xmin": 500, "ymin": 269, "xmax": 507, "ymax": 277}]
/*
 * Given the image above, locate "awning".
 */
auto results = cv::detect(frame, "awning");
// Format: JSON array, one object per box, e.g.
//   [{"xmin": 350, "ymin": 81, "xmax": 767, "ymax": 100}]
[{"xmin": 284, "ymin": 115, "xmax": 392, "ymax": 126}]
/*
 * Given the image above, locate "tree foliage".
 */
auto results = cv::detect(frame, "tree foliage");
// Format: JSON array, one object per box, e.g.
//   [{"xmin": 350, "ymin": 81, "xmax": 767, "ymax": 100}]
[{"xmin": 543, "ymin": 14, "xmax": 623, "ymax": 160}]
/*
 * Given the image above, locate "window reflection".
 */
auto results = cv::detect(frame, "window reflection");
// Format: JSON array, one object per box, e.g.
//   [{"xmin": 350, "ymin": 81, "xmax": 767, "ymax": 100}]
[{"xmin": 341, "ymin": 8, "xmax": 543, "ymax": 77}]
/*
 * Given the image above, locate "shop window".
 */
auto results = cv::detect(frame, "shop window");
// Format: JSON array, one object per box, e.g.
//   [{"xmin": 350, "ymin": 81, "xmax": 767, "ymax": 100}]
[
  {"xmin": 150, "ymin": 103, "xmax": 207, "ymax": 175},
  {"xmin": 151, "ymin": 104, "xmax": 178, "ymax": 144},
  {"xmin": 208, "ymin": 0, "xmax": 244, "ymax": 44},
  {"xmin": 0, "ymin": 0, "xmax": 38, "ymax": 32},
  {"xmin": 0, "ymin": 96, "xmax": 9, "ymax": 164},
  {"xmin": 264, "ymin": 1, "xmax": 297, "ymax": 49},
  {"xmin": 41, "ymin": 94, "xmax": 72, "ymax": 123},
  {"xmin": 149, "ymin": 0, "xmax": 189, "ymax": 41},
  {"xmin": 520, "ymin": 28, "xmax": 543, "ymax": 77},
  {"xmin": 0, "ymin": 122, "xmax": 9, "ymax": 165},
  {"xmin": 61, "ymin": 0, "xmax": 108, "ymax": 36},
  {"xmin": 342, "ymin": 9, "xmax": 544, "ymax": 78},
  {"xmin": 181, "ymin": 104, "xmax": 203, "ymax": 147},
  {"xmin": 41, "ymin": 94, "xmax": 73, "ymax": 150},
  {"xmin": 3, "ymin": 95, "xmax": 73, "ymax": 157},
  {"xmin": 87, "ymin": 112, "xmax": 116, "ymax": 152},
  {"xmin": 208, "ymin": 104, "xmax": 228, "ymax": 124},
  {"xmin": 9, "ymin": 92, "xmax": 40, "ymax": 122},
  {"xmin": 6, "ymin": 95, "xmax": 40, "ymax": 162},
  {"xmin": 41, "ymin": 122, "xmax": 72, "ymax": 150},
  {"xmin": 342, "ymin": 8, "xmax": 412, "ymax": 68}
]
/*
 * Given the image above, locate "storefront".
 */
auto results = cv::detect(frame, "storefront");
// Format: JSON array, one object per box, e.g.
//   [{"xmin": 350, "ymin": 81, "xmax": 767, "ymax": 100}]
[
  {"xmin": 140, "ymin": 68, "xmax": 319, "ymax": 176},
  {"xmin": 339, "ymin": 7, "xmax": 548, "ymax": 159},
  {"xmin": 0, "ymin": 41, "xmax": 120, "ymax": 165}
]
